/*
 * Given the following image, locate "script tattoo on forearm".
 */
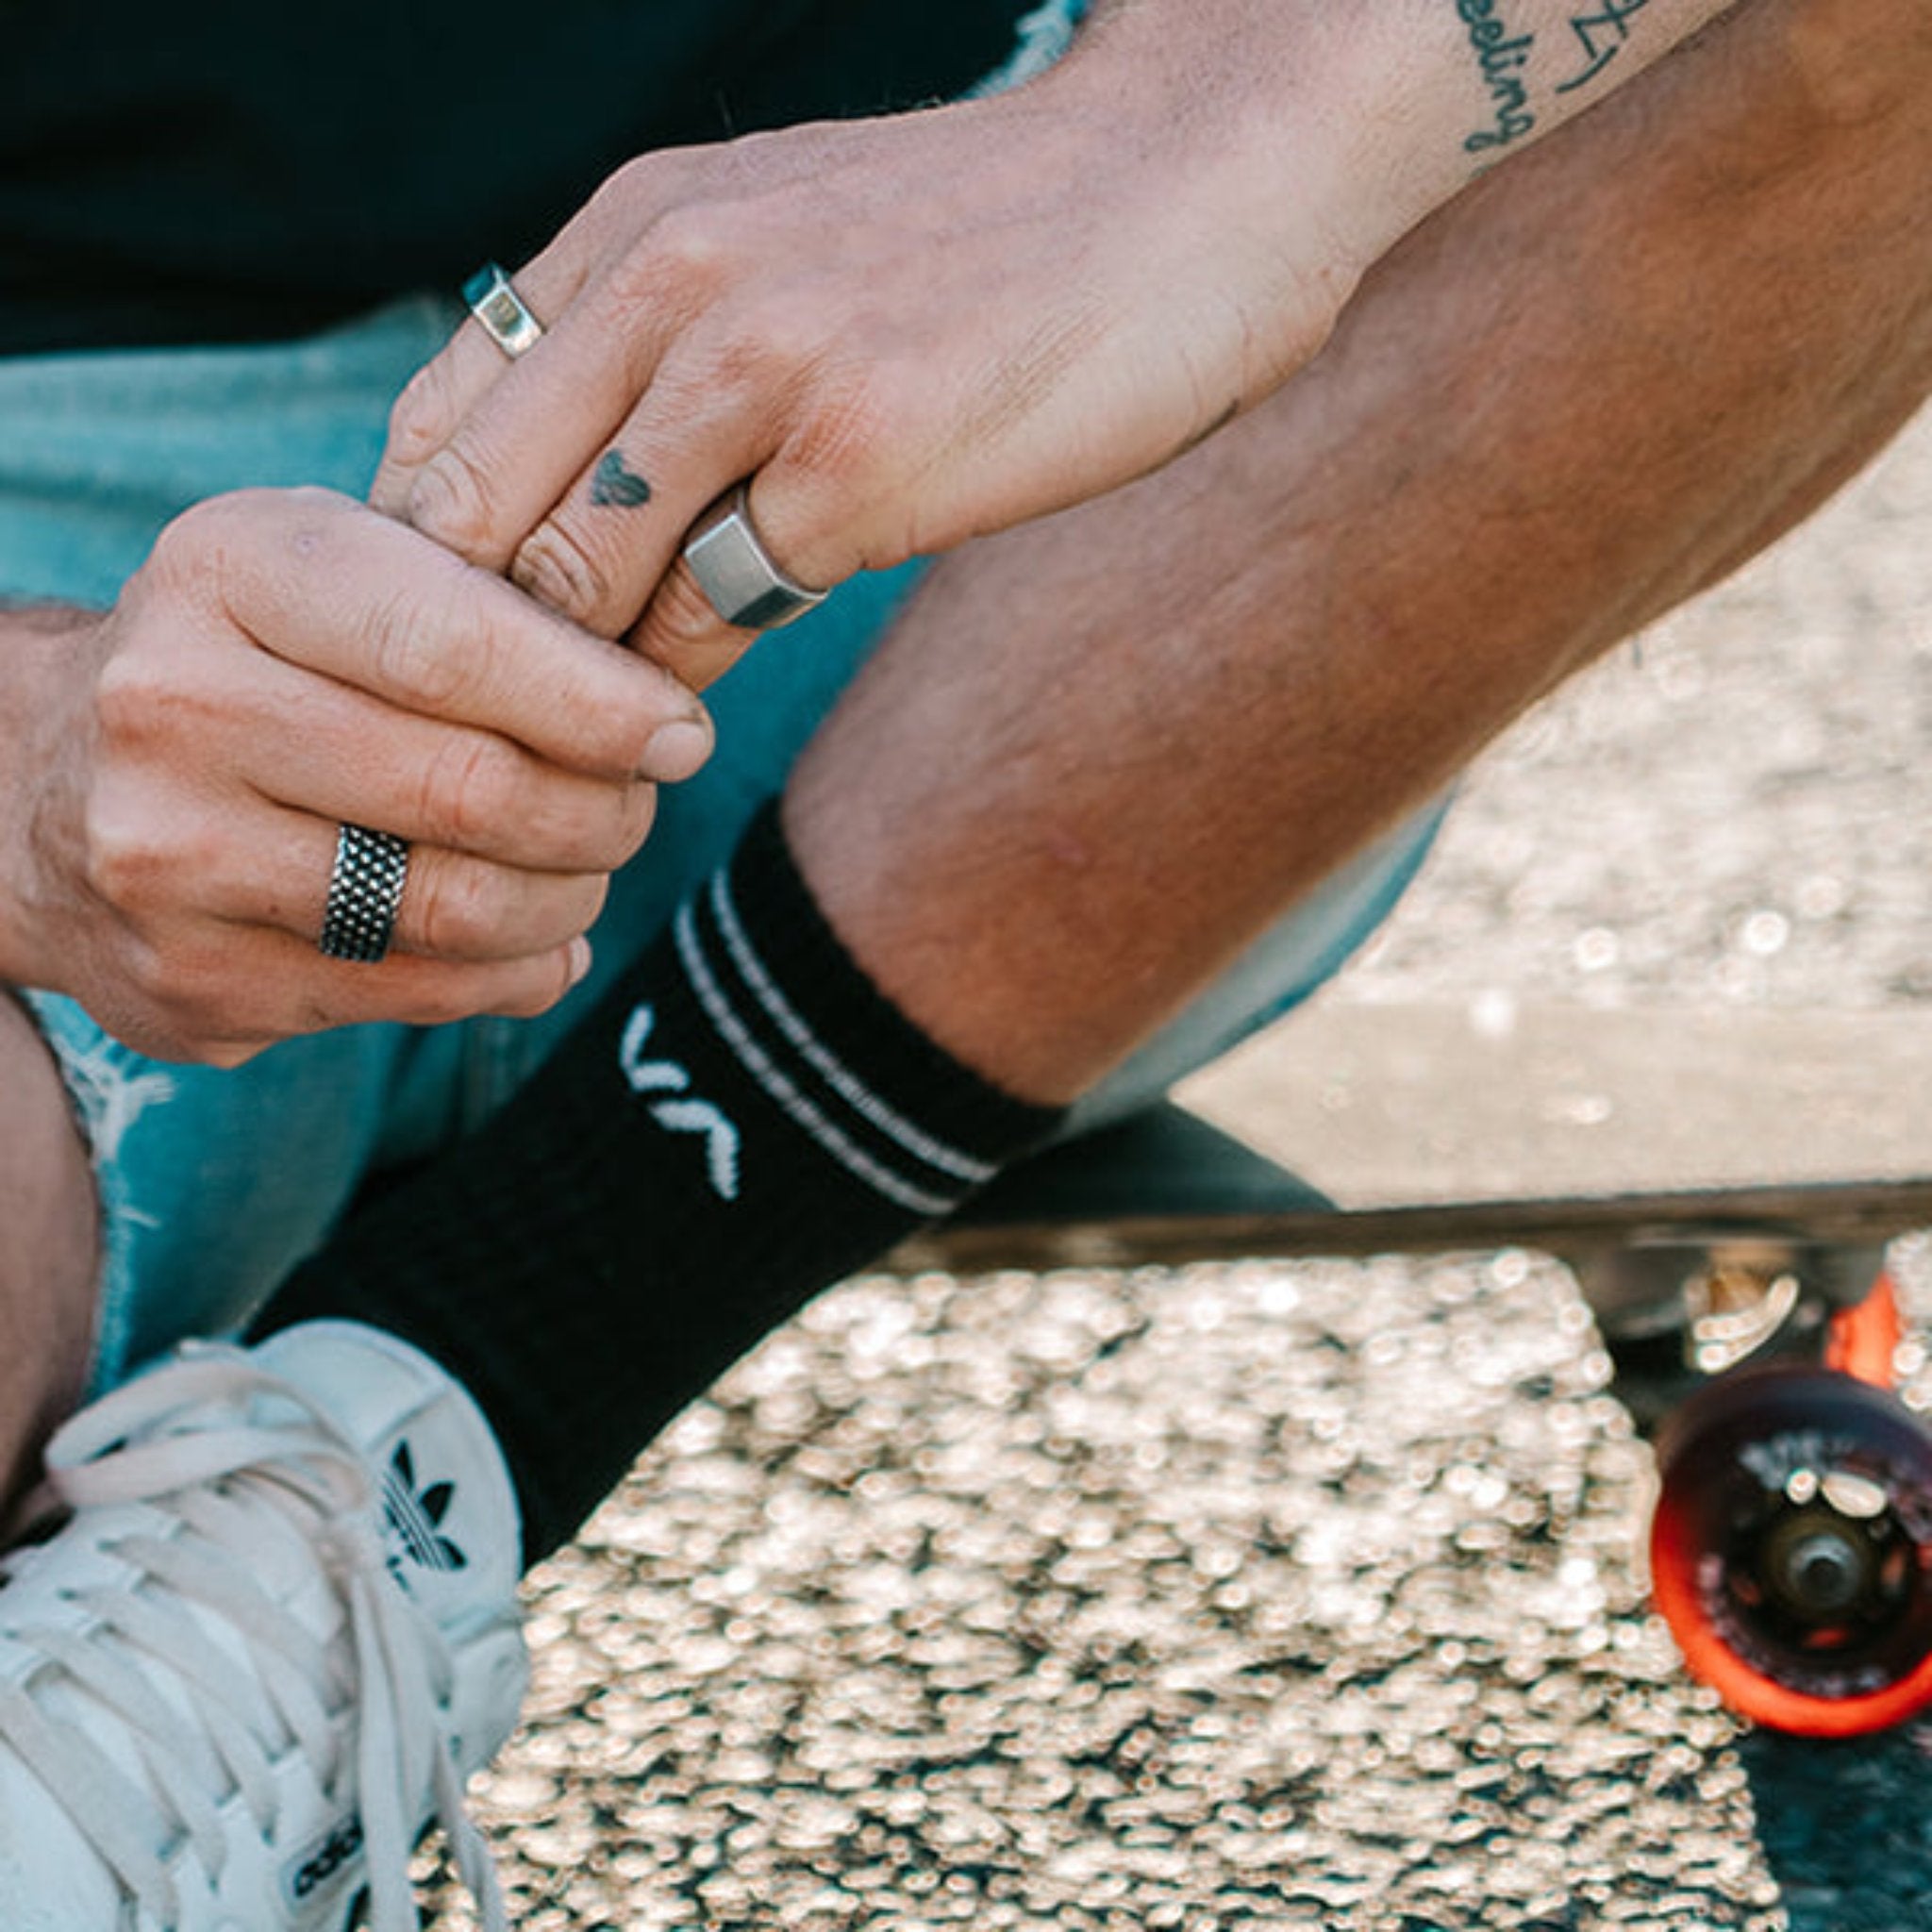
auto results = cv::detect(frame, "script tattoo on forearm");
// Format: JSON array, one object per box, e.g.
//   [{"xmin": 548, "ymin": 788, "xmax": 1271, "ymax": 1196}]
[
  {"xmin": 1557, "ymin": 0, "xmax": 1652, "ymax": 92},
  {"xmin": 1454, "ymin": 0, "xmax": 1538, "ymax": 156},
  {"xmin": 591, "ymin": 450, "xmax": 654, "ymax": 509}
]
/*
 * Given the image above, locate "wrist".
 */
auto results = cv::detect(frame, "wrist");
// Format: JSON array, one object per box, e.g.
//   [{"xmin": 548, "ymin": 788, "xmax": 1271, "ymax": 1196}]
[{"xmin": 1026, "ymin": 6, "xmax": 1380, "ymax": 398}]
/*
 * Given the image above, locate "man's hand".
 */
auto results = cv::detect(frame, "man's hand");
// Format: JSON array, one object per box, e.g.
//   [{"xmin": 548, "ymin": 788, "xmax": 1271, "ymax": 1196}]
[
  {"xmin": 369, "ymin": 0, "xmax": 1742, "ymax": 688},
  {"xmin": 0, "ymin": 489, "xmax": 714, "ymax": 1064},
  {"xmin": 368, "ymin": 60, "xmax": 1363, "ymax": 689}
]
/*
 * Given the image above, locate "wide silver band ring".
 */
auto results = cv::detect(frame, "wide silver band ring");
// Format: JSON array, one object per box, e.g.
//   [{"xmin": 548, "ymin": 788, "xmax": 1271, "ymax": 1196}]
[
  {"xmin": 681, "ymin": 484, "xmax": 828, "ymax": 631},
  {"xmin": 462, "ymin": 263, "xmax": 545, "ymax": 360},
  {"xmin": 319, "ymin": 824, "xmax": 410, "ymax": 964}
]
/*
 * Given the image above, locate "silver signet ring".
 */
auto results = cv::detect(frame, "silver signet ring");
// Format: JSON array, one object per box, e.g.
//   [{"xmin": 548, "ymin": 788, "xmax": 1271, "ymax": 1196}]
[
  {"xmin": 681, "ymin": 484, "xmax": 829, "ymax": 631},
  {"xmin": 462, "ymin": 263, "xmax": 545, "ymax": 360}
]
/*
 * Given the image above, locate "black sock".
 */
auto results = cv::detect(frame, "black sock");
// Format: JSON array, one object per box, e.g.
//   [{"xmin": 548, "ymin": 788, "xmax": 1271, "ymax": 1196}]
[{"xmin": 256, "ymin": 801, "xmax": 1064, "ymax": 1562}]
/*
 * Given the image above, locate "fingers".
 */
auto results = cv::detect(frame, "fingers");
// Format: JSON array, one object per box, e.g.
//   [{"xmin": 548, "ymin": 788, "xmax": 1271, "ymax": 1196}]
[
  {"xmin": 287, "ymin": 934, "xmax": 592, "ymax": 1033},
  {"xmin": 389, "ymin": 290, "xmax": 779, "ymax": 645},
  {"xmin": 135, "ymin": 933, "xmax": 594, "ymax": 1069},
  {"xmin": 230, "ymin": 678, "xmax": 661, "ymax": 874},
  {"xmin": 369, "ymin": 150, "xmax": 751, "ymax": 565},
  {"xmin": 388, "ymin": 315, "xmax": 841, "ymax": 687},
  {"xmin": 501, "ymin": 382, "xmax": 764, "ymax": 648},
  {"xmin": 370, "ymin": 164, "xmax": 885, "ymax": 646},
  {"xmin": 83, "ymin": 755, "xmax": 616, "ymax": 1064},
  {"xmin": 625, "ymin": 559, "xmax": 763, "ymax": 693},
  {"xmin": 368, "ymin": 247, "xmax": 597, "ymax": 537},
  {"xmin": 190, "ymin": 490, "xmax": 715, "ymax": 784},
  {"xmin": 83, "ymin": 744, "xmax": 626, "ymax": 960},
  {"xmin": 624, "ymin": 486, "xmax": 795, "ymax": 691},
  {"xmin": 369, "ymin": 169, "xmax": 719, "ymax": 568},
  {"xmin": 83, "ymin": 787, "xmax": 610, "ymax": 1063},
  {"xmin": 230, "ymin": 805, "xmax": 613, "ymax": 964}
]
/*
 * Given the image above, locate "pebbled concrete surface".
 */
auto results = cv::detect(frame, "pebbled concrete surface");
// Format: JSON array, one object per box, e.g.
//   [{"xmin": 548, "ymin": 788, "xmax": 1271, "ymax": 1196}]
[{"xmin": 425, "ymin": 405, "xmax": 1932, "ymax": 1929}]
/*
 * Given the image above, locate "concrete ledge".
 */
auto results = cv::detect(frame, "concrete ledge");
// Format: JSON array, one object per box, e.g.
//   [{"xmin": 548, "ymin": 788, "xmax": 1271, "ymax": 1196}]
[{"xmin": 1178, "ymin": 1001, "xmax": 1932, "ymax": 1208}]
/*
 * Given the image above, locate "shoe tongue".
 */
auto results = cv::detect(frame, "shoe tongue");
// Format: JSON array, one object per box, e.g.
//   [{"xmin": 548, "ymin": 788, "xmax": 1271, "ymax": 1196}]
[
  {"xmin": 250, "ymin": 1324, "xmax": 523, "ymax": 1620},
  {"xmin": 252, "ymin": 1322, "xmax": 453, "ymax": 1454}
]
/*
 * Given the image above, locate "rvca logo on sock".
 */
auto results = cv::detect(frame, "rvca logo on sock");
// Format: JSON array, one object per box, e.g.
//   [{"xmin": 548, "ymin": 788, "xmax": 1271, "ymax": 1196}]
[{"xmin": 620, "ymin": 1005, "xmax": 742, "ymax": 1201}]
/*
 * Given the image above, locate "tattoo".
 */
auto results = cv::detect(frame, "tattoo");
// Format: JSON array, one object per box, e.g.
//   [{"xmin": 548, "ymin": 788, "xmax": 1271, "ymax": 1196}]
[
  {"xmin": 1453, "ymin": 0, "xmax": 1538, "ymax": 157},
  {"xmin": 591, "ymin": 450, "xmax": 654, "ymax": 509},
  {"xmin": 1556, "ymin": 0, "xmax": 1651, "ymax": 93}
]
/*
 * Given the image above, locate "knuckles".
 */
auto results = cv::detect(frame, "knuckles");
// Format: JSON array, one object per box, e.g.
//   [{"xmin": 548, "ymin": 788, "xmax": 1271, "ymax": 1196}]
[
  {"xmin": 415, "ymin": 732, "xmax": 529, "ymax": 851},
  {"xmin": 79, "ymin": 782, "xmax": 224, "ymax": 921},
  {"xmin": 554, "ymin": 775, "xmax": 656, "ymax": 874},
  {"xmin": 412, "ymin": 731, "xmax": 651, "ymax": 872},
  {"xmin": 406, "ymin": 441, "xmax": 505, "ymax": 564},
  {"xmin": 773, "ymin": 374, "xmax": 898, "ymax": 507},
  {"xmin": 513, "ymin": 520, "xmax": 611, "ymax": 630},
  {"xmin": 406, "ymin": 860, "xmax": 606, "ymax": 968},
  {"xmin": 602, "ymin": 218, "xmax": 713, "ymax": 319},
  {"xmin": 90, "ymin": 646, "xmax": 176, "ymax": 752},
  {"xmin": 143, "ymin": 486, "xmax": 360, "ymax": 632},
  {"xmin": 384, "ymin": 358, "xmax": 462, "ymax": 473},
  {"xmin": 110, "ymin": 934, "xmax": 269, "ymax": 1066},
  {"xmin": 493, "ymin": 974, "xmax": 575, "ymax": 1023},
  {"xmin": 363, "ymin": 577, "xmax": 478, "ymax": 714},
  {"xmin": 408, "ymin": 856, "xmax": 503, "ymax": 959},
  {"xmin": 653, "ymin": 562, "xmax": 740, "ymax": 647}
]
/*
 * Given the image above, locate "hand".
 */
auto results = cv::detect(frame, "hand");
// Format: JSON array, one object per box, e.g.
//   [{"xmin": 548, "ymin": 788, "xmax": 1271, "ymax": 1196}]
[
  {"xmin": 368, "ymin": 50, "xmax": 1363, "ymax": 688},
  {"xmin": 0, "ymin": 488, "xmax": 714, "ymax": 1063}
]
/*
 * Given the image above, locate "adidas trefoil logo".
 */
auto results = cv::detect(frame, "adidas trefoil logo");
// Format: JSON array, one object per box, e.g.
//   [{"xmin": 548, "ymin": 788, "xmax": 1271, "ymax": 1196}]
[
  {"xmin": 619, "ymin": 1004, "xmax": 742, "ymax": 1201},
  {"xmin": 381, "ymin": 1440, "xmax": 468, "ymax": 1575}
]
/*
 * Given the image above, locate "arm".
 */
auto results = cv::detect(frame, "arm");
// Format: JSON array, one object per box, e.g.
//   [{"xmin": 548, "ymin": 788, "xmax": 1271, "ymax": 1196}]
[
  {"xmin": 368, "ymin": 0, "xmax": 1748, "ymax": 685},
  {"xmin": 784, "ymin": 0, "xmax": 1932, "ymax": 1099}
]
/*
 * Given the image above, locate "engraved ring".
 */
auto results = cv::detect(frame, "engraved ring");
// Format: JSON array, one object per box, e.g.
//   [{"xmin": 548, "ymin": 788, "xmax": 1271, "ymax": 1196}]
[
  {"xmin": 681, "ymin": 483, "xmax": 829, "ymax": 631},
  {"xmin": 319, "ymin": 824, "xmax": 410, "ymax": 964},
  {"xmin": 462, "ymin": 262, "xmax": 545, "ymax": 360}
]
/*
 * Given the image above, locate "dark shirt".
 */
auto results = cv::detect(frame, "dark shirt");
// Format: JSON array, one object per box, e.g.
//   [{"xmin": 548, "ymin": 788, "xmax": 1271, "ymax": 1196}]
[{"xmin": 0, "ymin": 0, "xmax": 1026, "ymax": 357}]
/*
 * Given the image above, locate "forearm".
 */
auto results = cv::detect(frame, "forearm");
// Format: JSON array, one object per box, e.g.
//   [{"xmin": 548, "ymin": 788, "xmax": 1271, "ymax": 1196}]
[
  {"xmin": 790, "ymin": 0, "xmax": 1932, "ymax": 1102},
  {"xmin": 0, "ymin": 604, "xmax": 100, "ymax": 991}
]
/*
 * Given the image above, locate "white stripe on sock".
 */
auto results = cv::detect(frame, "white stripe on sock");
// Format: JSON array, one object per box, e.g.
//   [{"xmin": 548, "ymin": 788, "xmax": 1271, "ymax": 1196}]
[
  {"xmin": 675, "ymin": 905, "xmax": 961, "ymax": 1218},
  {"xmin": 708, "ymin": 872, "xmax": 997, "ymax": 1186}
]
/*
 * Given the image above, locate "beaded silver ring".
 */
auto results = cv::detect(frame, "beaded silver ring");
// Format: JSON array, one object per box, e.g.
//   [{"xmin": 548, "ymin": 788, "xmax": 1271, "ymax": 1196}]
[{"xmin": 319, "ymin": 824, "xmax": 410, "ymax": 963}]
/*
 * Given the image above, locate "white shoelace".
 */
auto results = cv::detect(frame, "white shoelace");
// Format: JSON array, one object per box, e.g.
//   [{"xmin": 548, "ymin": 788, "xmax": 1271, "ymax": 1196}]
[{"xmin": 0, "ymin": 1352, "xmax": 507, "ymax": 1932}]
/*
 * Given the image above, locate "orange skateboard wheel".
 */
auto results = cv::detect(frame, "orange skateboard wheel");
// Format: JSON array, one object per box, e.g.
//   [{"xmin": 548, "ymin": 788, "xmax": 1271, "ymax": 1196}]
[{"xmin": 1650, "ymin": 1365, "xmax": 1932, "ymax": 1737}]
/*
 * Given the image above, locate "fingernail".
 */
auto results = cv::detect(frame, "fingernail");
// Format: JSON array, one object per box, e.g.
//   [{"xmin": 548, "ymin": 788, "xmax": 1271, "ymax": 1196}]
[
  {"xmin": 641, "ymin": 716, "xmax": 715, "ymax": 783},
  {"xmin": 568, "ymin": 936, "xmax": 593, "ymax": 988}
]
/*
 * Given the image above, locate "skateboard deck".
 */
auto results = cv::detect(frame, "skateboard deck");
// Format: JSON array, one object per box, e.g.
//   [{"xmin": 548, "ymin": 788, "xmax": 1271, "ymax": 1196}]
[{"xmin": 891, "ymin": 1100, "xmax": 1932, "ymax": 1279}]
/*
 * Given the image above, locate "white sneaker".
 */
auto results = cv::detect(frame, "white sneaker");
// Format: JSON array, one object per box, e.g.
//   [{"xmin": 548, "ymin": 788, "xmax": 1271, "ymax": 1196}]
[{"xmin": 0, "ymin": 1321, "xmax": 529, "ymax": 1932}]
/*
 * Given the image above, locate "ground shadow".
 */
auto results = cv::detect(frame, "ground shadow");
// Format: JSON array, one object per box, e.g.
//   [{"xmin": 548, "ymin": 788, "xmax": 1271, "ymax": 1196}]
[{"xmin": 1742, "ymin": 1721, "xmax": 1932, "ymax": 1932}]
